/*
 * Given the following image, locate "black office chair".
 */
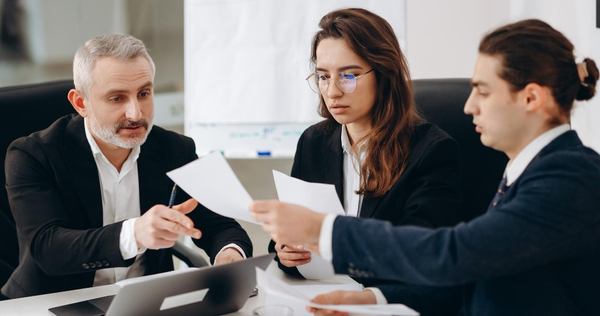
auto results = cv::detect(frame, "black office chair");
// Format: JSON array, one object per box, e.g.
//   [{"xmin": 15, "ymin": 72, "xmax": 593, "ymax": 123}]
[
  {"xmin": 0, "ymin": 80, "xmax": 206, "ymax": 295},
  {"xmin": 413, "ymin": 78, "xmax": 508, "ymax": 221},
  {"xmin": 0, "ymin": 80, "xmax": 75, "ymax": 291}
]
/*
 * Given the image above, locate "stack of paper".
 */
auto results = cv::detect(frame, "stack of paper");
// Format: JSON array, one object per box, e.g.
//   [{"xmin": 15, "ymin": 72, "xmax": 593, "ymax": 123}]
[{"xmin": 256, "ymin": 268, "xmax": 419, "ymax": 316}]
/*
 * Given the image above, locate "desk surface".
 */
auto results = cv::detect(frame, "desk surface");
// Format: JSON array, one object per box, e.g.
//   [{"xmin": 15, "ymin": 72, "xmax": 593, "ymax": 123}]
[{"xmin": 0, "ymin": 263, "xmax": 359, "ymax": 316}]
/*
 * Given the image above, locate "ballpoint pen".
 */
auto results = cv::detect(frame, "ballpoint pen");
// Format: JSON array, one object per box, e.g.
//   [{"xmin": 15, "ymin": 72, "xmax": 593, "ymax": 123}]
[{"xmin": 168, "ymin": 183, "xmax": 177, "ymax": 208}]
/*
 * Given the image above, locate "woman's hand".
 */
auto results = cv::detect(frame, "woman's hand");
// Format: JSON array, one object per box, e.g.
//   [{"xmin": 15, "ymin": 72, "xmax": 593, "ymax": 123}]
[{"xmin": 275, "ymin": 242, "xmax": 312, "ymax": 267}]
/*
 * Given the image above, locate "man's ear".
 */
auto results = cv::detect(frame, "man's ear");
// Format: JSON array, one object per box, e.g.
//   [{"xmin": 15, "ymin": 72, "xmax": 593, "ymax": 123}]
[
  {"xmin": 67, "ymin": 89, "xmax": 88, "ymax": 117},
  {"xmin": 522, "ymin": 83, "xmax": 562, "ymax": 120},
  {"xmin": 522, "ymin": 83, "xmax": 548, "ymax": 113}
]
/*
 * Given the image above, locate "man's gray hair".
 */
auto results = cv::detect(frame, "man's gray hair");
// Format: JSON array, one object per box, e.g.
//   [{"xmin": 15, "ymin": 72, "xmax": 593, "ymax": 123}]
[{"xmin": 73, "ymin": 34, "xmax": 155, "ymax": 97}]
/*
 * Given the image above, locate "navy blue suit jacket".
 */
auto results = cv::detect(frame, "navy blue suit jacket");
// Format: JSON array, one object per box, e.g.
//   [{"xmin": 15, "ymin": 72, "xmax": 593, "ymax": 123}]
[{"xmin": 330, "ymin": 131, "xmax": 600, "ymax": 315}]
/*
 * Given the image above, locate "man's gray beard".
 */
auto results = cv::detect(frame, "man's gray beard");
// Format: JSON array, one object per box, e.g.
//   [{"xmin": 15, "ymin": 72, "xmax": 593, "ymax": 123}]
[{"xmin": 89, "ymin": 118, "xmax": 153, "ymax": 149}]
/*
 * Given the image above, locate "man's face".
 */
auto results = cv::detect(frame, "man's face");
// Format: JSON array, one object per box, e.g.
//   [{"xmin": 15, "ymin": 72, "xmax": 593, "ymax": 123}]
[
  {"xmin": 85, "ymin": 56, "xmax": 154, "ymax": 149},
  {"xmin": 464, "ymin": 54, "xmax": 528, "ymax": 155}
]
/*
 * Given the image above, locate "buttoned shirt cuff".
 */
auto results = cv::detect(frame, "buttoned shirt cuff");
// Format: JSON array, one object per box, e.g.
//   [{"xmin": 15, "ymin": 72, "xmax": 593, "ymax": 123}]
[
  {"xmin": 365, "ymin": 287, "xmax": 388, "ymax": 305},
  {"xmin": 318, "ymin": 214, "xmax": 338, "ymax": 262},
  {"xmin": 120, "ymin": 218, "xmax": 146, "ymax": 260},
  {"xmin": 216, "ymin": 243, "xmax": 247, "ymax": 259}
]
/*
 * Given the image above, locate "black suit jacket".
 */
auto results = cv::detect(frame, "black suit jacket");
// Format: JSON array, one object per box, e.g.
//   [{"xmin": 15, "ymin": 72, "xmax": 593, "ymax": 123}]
[
  {"xmin": 269, "ymin": 120, "xmax": 464, "ymax": 315},
  {"xmin": 330, "ymin": 131, "xmax": 600, "ymax": 316},
  {"xmin": 2, "ymin": 114, "xmax": 252, "ymax": 298}
]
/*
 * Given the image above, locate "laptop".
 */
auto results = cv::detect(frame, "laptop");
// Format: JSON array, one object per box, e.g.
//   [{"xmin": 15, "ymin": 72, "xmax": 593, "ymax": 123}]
[{"xmin": 49, "ymin": 253, "xmax": 275, "ymax": 316}]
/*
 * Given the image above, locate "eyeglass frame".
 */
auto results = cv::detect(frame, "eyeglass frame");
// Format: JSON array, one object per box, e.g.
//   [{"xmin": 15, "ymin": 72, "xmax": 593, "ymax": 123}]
[{"xmin": 305, "ymin": 68, "xmax": 374, "ymax": 94}]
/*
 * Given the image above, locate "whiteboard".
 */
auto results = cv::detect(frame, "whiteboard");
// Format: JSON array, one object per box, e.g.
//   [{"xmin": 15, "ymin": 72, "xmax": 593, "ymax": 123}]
[
  {"xmin": 184, "ymin": 0, "xmax": 407, "ymax": 156},
  {"xmin": 188, "ymin": 122, "xmax": 312, "ymax": 157}
]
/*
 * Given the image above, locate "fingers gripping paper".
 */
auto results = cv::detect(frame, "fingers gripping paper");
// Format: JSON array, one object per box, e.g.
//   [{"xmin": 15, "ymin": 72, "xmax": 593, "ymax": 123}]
[{"xmin": 272, "ymin": 170, "xmax": 345, "ymax": 279}]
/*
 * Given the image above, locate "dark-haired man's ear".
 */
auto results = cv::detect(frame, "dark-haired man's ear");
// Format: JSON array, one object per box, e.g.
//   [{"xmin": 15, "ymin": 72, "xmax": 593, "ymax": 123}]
[
  {"xmin": 67, "ymin": 89, "xmax": 88, "ymax": 117},
  {"xmin": 523, "ymin": 83, "xmax": 548, "ymax": 112},
  {"xmin": 523, "ymin": 83, "xmax": 563, "ymax": 121}
]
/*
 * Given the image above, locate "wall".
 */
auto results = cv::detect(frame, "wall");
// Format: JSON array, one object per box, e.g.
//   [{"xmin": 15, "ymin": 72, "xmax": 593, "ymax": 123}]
[
  {"xmin": 22, "ymin": 0, "xmax": 128, "ymax": 64},
  {"xmin": 406, "ymin": 0, "xmax": 511, "ymax": 79}
]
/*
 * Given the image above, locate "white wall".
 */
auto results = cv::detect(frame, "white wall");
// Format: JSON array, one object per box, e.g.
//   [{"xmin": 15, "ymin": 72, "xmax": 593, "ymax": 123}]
[
  {"xmin": 406, "ymin": 0, "xmax": 511, "ymax": 79},
  {"xmin": 22, "ymin": 0, "xmax": 128, "ymax": 64}
]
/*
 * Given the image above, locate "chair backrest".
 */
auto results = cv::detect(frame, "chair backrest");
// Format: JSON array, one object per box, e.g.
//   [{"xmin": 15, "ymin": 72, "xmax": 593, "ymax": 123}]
[
  {"xmin": 0, "ymin": 80, "xmax": 75, "ymax": 279},
  {"xmin": 413, "ymin": 78, "xmax": 507, "ymax": 221}
]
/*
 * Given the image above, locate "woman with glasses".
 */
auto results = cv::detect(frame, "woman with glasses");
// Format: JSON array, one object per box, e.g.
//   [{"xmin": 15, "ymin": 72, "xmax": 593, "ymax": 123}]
[{"xmin": 268, "ymin": 8, "xmax": 464, "ymax": 315}]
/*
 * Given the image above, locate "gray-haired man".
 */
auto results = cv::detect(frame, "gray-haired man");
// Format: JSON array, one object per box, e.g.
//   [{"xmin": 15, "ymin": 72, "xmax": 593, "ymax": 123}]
[{"xmin": 2, "ymin": 34, "xmax": 252, "ymax": 298}]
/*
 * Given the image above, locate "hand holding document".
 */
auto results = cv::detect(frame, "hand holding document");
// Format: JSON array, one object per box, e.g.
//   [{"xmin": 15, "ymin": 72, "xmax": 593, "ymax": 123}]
[
  {"xmin": 256, "ymin": 268, "xmax": 419, "ymax": 316},
  {"xmin": 166, "ymin": 152, "xmax": 258, "ymax": 224},
  {"xmin": 273, "ymin": 170, "xmax": 344, "ymax": 280}
]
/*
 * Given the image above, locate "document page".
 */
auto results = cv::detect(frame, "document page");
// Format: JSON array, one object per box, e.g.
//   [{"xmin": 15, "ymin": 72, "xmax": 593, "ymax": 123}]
[
  {"xmin": 167, "ymin": 152, "xmax": 258, "ymax": 224},
  {"xmin": 272, "ymin": 171, "xmax": 345, "ymax": 279}
]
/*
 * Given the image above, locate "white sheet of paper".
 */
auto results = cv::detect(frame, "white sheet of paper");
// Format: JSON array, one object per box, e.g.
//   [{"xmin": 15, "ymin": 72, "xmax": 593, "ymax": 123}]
[
  {"xmin": 272, "ymin": 170, "xmax": 345, "ymax": 280},
  {"xmin": 256, "ymin": 268, "xmax": 419, "ymax": 316},
  {"xmin": 289, "ymin": 282, "xmax": 363, "ymax": 299},
  {"xmin": 272, "ymin": 170, "xmax": 344, "ymax": 214},
  {"xmin": 166, "ymin": 152, "xmax": 257, "ymax": 224}
]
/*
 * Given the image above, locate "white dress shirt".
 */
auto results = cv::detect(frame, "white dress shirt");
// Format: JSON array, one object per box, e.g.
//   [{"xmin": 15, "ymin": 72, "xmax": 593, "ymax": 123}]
[
  {"xmin": 318, "ymin": 124, "xmax": 571, "ymax": 304},
  {"xmin": 85, "ymin": 119, "xmax": 247, "ymax": 287},
  {"xmin": 341, "ymin": 124, "xmax": 365, "ymax": 217},
  {"xmin": 85, "ymin": 119, "xmax": 145, "ymax": 286}
]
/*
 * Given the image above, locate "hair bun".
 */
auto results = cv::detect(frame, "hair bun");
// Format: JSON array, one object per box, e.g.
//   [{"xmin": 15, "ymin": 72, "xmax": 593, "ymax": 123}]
[{"xmin": 576, "ymin": 58, "xmax": 599, "ymax": 101}]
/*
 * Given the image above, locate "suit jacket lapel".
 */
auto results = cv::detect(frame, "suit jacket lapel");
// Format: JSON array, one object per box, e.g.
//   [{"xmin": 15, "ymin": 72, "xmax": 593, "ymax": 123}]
[
  {"xmin": 324, "ymin": 124, "xmax": 344, "ymax": 204},
  {"xmin": 359, "ymin": 194, "xmax": 382, "ymax": 219},
  {"xmin": 326, "ymin": 123, "xmax": 382, "ymax": 217},
  {"xmin": 62, "ymin": 115, "xmax": 103, "ymax": 227},
  {"xmin": 137, "ymin": 132, "xmax": 171, "ymax": 215}
]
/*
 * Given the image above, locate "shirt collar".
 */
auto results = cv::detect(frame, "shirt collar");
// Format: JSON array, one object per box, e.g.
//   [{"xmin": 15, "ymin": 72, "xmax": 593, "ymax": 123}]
[
  {"xmin": 84, "ymin": 118, "xmax": 103, "ymax": 157},
  {"xmin": 340, "ymin": 124, "xmax": 368, "ymax": 156},
  {"xmin": 505, "ymin": 124, "xmax": 570, "ymax": 185},
  {"xmin": 341, "ymin": 124, "xmax": 352, "ymax": 154},
  {"xmin": 84, "ymin": 118, "xmax": 141, "ymax": 164}
]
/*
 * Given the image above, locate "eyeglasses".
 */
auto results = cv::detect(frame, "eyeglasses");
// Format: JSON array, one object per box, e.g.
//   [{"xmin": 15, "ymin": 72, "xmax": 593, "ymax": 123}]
[{"xmin": 305, "ymin": 69, "xmax": 374, "ymax": 94}]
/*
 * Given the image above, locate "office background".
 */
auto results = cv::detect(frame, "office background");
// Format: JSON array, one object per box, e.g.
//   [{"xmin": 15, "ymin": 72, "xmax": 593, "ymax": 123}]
[{"xmin": 1, "ymin": 0, "xmax": 598, "ymax": 259}]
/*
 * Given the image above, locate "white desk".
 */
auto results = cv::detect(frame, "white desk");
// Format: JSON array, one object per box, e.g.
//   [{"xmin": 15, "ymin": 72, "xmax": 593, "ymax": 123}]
[{"xmin": 0, "ymin": 263, "xmax": 360, "ymax": 316}]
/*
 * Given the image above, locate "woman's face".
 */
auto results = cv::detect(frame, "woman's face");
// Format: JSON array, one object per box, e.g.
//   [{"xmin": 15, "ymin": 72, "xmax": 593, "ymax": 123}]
[{"xmin": 315, "ymin": 38, "xmax": 377, "ymax": 128}]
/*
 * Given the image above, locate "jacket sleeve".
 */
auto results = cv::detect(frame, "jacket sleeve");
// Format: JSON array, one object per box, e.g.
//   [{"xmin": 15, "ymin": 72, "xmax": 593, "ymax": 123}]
[
  {"xmin": 189, "ymin": 204, "xmax": 253, "ymax": 262},
  {"xmin": 375, "ymin": 282, "xmax": 464, "ymax": 316},
  {"xmin": 331, "ymin": 150, "xmax": 600, "ymax": 286},
  {"xmin": 5, "ymin": 139, "xmax": 132, "ymax": 276}
]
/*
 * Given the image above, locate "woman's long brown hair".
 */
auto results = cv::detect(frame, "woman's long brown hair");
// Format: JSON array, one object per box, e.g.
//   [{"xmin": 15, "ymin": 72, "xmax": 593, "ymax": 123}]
[{"xmin": 311, "ymin": 8, "xmax": 421, "ymax": 197}]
